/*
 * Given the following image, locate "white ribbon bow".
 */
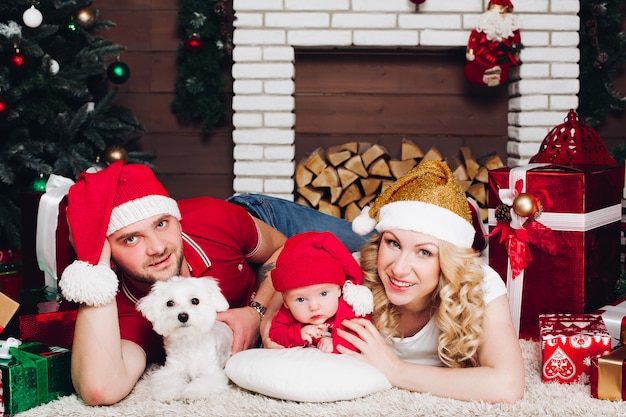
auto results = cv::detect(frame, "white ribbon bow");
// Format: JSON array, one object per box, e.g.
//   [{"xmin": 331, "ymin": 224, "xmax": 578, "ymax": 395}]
[{"xmin": 36, "ymin": 174, "xmax": 75, "ymax": 291}]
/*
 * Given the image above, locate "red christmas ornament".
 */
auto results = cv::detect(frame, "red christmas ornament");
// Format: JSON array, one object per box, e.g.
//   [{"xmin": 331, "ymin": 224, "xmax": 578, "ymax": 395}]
[
  {"xmin": 184, "ymin": 34, "xmax": 204, "ymax": 53},
  {"xmin": 9, "ymin": 50, "xmax": 26, "ymax": 69},
  {"xmin": 529, "ymin": 109, "xmax": 618, "ymax": 166},
  {"xmin": 0, "ymin": 98, "xmax": 9, "ymax": 117}
]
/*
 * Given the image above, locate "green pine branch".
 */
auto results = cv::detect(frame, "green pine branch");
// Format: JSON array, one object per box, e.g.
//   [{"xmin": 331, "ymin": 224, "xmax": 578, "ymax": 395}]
[
  {"xmin": 171, "ymin": 0, "xmax": 233, "ymax": 133},
  {"xmin": 578, "ymin": 0, "xmax": 626, "ymax": 127}
]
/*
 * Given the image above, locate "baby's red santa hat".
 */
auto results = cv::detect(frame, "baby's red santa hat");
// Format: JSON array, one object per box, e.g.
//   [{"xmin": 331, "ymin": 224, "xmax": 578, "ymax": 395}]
[
  {"xmin": 352, "ymin": 160, "xmax": 476, "ymax": 249},
  {"xmin": 59, "ymin": 161, "xmax": 181, "ymax": 306},
  {"xmin": 272, "ymin": 231, "xmax": 373, "ymax": 316}
]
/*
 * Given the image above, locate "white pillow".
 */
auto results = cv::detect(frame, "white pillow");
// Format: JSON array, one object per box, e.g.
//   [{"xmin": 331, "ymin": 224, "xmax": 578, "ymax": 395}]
[{"xmin": 225, "ymin": 347, "xmax": 392, "ymax": 402}]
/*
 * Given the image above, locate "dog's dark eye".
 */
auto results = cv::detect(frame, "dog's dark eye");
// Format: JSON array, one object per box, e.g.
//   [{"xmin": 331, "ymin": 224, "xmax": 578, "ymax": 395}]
[
  {"xmin": 166, "ymin": 300, "xmax": 174, "ymax": 307},
  {"xmin": 191, "ymin": 298, "xmax": 199, "ymax": 305}
]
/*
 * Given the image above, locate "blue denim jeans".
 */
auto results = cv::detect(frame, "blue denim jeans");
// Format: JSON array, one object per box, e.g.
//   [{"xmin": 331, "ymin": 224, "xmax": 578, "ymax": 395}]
[{"xmin": 226, "ymin": 194, "xmax": 371, "ymax": 253}]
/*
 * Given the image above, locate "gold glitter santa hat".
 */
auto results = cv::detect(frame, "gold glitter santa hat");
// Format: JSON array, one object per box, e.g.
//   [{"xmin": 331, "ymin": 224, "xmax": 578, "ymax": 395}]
[{"xmin": 352, "ymin": 160, "xmax": 475, "ymax": 248}]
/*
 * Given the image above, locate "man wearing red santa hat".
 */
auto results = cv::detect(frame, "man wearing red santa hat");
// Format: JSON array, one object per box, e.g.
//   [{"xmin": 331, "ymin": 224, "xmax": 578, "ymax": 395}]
[{"xmin": 465, "ymin": 0, "xmax": 523, "ymax": 87}]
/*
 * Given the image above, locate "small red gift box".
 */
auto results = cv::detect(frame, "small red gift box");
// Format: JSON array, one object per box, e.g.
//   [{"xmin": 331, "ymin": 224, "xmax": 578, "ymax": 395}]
[
  {"xmin": 17, "ymin": 289, "xmax": 78, "ymax": 349},
  {"xmin": 540, "ymin": 313, "xmax": 611, "ymax": 384},
  {"xmin": 594, "ymin": 298, "xmax": 626, "ymax": 348},
  {"xmin": 19, "ymin": 310, "xmax": 77, "ymax": 350},
  {"xmin": 488, "ymin": 164, "xmax": 623, "ymax": 339},
  {"xmin": 591, "ymin": 345, "xmax": 626, "ymax": 400}
]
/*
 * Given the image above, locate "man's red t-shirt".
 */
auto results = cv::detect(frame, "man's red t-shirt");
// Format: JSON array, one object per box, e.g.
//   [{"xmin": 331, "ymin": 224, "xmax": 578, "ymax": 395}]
[{"xmin": 115, "ymin": 197, "xmax": 262, "ymax": 363}]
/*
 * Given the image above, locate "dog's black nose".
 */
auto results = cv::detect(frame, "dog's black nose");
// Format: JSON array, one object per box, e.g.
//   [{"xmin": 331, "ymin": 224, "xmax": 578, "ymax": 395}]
[{"xmin": 178, "ymin": 312, "xmax": 189, "ymax": 323}]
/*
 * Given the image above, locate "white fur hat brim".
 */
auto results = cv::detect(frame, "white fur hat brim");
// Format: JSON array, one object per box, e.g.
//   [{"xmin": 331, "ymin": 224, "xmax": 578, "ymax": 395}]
[{"xmin": 375, "ymin": 201, "xmax": 475, "ymax": 248}]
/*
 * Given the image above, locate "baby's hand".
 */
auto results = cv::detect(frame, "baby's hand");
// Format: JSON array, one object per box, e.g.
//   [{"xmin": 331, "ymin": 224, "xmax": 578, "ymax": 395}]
[
  {"xmin": 317, "ymin": 336, "xmax": 333, "ymax": 353},
  {"xmin": 301, "ymin": 324, "xmax": 329, "ymax": 343}
]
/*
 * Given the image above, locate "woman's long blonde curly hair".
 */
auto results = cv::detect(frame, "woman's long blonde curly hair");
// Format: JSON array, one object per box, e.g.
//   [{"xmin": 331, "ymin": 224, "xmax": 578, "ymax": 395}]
[{"xmin": 360, "ymin": 233, "xmax": 486, "ymax": 368}]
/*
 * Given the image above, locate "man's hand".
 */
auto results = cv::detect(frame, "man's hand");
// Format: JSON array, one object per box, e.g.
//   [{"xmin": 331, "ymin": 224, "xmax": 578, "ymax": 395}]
[
  {"xmin": 99, "ymin": 239, "xmax": 112, "ymax": 266},
  {"xmin": 217, "ymin": 307, "xmax": 260, "ymax": 354}
]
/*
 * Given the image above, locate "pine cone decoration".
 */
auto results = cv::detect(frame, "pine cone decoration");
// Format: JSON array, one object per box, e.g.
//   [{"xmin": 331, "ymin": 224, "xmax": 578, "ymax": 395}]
[{"xmin": 495, "ymin": 203, "xmax": 512, "ymax": 223}]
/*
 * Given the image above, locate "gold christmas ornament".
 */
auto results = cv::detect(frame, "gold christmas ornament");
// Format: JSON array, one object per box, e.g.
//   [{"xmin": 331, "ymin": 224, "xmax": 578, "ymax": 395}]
[
  {"xmin": 512, "ymin": 193, "xmax": 537, "ymax": 217},
  {"xmin": 103, "ymin": 146, "xmax": 128, "ymax": 165},
  {"xmin": 75, "ymin": 8, "xmax": 96, "ymax": 28}
]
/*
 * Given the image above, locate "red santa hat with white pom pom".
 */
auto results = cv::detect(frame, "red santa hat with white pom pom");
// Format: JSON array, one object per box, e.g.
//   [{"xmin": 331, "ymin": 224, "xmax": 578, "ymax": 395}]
[{"xmin": 59, "ymin": 161, "xmax": 180, "ymax": 306}]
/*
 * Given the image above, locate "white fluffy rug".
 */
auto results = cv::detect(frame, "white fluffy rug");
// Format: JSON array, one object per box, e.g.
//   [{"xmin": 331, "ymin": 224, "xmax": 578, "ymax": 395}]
[{"xmin": 15, "ymin": 340, "xmax": 626, "ymax": 417}]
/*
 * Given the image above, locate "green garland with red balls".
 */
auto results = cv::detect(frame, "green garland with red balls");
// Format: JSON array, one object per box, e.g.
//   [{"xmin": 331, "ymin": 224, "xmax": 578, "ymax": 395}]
[{"xmin": 171, "ymin": 0, "xmax": 233, "ymax": 133}]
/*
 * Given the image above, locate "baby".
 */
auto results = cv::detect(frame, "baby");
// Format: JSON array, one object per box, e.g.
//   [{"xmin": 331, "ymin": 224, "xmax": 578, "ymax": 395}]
[{"xmin": 269, "ymin": 231, "xmax": 373, "ymax": 353}]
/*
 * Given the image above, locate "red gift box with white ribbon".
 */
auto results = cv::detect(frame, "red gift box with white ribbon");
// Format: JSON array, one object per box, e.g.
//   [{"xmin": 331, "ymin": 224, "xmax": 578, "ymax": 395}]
[{"xmin": 488, "ymin": 163, "xmax": 623, "ymax": 339}]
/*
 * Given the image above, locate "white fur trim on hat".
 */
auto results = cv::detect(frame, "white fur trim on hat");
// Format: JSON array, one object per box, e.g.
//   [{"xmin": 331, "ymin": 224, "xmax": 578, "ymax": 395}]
[
  {"xmin": 342, "ymin": 280, "xmax": 374, "ymax": 317},
  {"xmin": 352, "ymin": 206, "xmax": 377, "ymax": 236},
  {"xmin": 376, "ymin": 200, "xmax": 475, "ymax": 249},
  {"xmin": 59, "ymin": 260, "xmax": 119, "ymax": 306},
  {"xmin": 107, "ymin": 195, "xmax": 181, "ymax": 236}
]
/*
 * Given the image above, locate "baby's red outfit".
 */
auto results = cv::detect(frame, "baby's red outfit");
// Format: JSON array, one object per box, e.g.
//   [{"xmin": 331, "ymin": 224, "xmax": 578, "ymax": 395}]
[{"xmin": 270, "ymin": 295, "xmax": 370, "ymax": 353}]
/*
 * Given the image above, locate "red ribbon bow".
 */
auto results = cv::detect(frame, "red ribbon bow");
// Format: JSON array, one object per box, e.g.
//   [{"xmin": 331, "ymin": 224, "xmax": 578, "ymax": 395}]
[{"xmin": 489, "ymin": 180, "xmax": 557, "ymax": 278}]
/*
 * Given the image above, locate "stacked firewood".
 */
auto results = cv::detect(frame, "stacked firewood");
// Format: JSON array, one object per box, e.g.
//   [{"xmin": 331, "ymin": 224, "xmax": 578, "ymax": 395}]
[{"xmin": 295, "ymin": 140, "xmax": 504, "ymax": 222}]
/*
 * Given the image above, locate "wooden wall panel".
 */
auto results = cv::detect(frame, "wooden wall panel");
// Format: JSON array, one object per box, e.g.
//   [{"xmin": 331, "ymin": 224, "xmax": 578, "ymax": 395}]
[
  {"xmin": 150, "ymin": 134, "xmax": 234, "ymax": 175},
  {"xmin": 295, "ymin": 48, "xmax": 502, "ymax": 96},
  {"xmin": 95, "ymin": 0, "xmax": 235, "ymax": 200},
  {"xmin": 295, "ymin": 49, "xmax": 509, "ymax": 166},
  {"xmin": 102, "ymin": 11, "xmax": 152, "ymax": 50},
  {"xmin": 296, "ymin": 95, "xmax": 507, "ymax": 135},
  {"xmin": 151, "ymin": 11, "xmax": 179, "ymax": 51}
]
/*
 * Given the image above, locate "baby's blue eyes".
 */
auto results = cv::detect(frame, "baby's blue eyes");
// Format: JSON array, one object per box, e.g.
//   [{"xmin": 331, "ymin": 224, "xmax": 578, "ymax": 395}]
[{"xmin": 295, "ymin": 291, "xmax": 329, "ymax": 303}]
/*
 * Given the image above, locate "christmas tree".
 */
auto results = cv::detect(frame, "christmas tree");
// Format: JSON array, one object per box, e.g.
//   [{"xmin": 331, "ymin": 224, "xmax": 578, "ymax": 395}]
[{"xmin": 0, "ymin": 0, "xmax": 152, "ymax": 250}]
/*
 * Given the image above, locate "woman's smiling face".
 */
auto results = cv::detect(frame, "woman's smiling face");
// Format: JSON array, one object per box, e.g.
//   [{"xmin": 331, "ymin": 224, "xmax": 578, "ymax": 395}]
[{"xmin": 376, "ymin": 229, "xmax": 441, "ymax": 309}]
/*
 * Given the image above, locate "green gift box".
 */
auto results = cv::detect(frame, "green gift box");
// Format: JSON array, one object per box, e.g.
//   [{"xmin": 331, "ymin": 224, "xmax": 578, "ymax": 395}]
[{"xmin": 0, "ymin": 341, "xmax": 74, "ymax": 415}]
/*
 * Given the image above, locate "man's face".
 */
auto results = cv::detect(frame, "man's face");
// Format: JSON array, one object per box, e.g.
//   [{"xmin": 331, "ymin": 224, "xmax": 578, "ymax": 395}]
[{"xmin": 108, "ymin": 214, "xmax": 184, "ymax": 285}]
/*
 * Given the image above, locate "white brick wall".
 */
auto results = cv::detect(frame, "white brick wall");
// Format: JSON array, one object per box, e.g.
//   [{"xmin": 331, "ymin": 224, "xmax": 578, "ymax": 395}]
[{"xmin": 231, "ymin": 0, "xmax": 579, "ymax": 198}]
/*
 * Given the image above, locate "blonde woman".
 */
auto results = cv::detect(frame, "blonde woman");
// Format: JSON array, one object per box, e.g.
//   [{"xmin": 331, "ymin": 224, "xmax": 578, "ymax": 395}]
[{"xmin": 338, "ymin": 160, "xmax": 524, "ymax": 403}]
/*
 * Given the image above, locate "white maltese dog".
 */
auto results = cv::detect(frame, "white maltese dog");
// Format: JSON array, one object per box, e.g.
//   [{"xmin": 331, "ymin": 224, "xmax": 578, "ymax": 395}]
[{"xmin": 137, "ymin": 276, "xmax": 234, "ymax": 401}]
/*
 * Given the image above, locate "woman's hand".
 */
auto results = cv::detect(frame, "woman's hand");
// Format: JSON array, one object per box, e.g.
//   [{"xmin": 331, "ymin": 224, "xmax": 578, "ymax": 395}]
[{"xmin": 336, "ymin": 318, "xmax": 402, "ymax": 379}]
